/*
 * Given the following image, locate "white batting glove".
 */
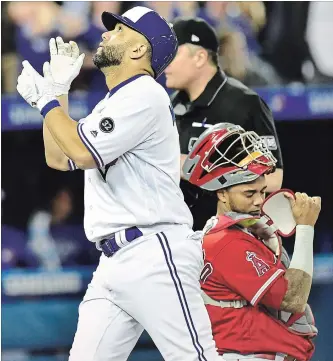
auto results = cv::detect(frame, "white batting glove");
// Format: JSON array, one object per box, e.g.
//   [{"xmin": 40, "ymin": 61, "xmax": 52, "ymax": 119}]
[
  {"xmin": 50, "ymin": 36, "xmax": 85, "ymax": 96},
  {"xmin": 17, "ymin": 60, "xmax": 59, "ymax": 116}
]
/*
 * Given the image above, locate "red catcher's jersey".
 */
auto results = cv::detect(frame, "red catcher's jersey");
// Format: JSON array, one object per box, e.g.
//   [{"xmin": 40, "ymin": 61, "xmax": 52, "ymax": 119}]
[{"xmin": 200, "ymin": 217, "xmax": 314, "ymax": 361}]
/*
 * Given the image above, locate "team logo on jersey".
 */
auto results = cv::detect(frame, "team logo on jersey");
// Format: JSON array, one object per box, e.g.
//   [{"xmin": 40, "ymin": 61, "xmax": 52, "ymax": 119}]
[
  {"xmin": 246, "ymin": 251, "xmax": 270, "ymax": 277},
  {"xmin": 99, "ymin": 117, "xmax": 114, "ymax": 133},
  {"xmin": 90, "ymin": 130, "xmax": 98, "ymax": 137}
]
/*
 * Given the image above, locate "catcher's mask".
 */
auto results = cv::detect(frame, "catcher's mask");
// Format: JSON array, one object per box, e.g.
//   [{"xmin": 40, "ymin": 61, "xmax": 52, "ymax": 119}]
[{"xmin": 182, "ymin": 123, "xmax": 277, "ymax": 191}]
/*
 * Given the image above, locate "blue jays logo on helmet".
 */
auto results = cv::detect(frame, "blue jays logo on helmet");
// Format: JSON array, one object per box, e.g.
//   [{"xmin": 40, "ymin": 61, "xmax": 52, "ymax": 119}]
[{"xmin": 102, "ymin": 6, "xmax": 178, "ymax": 79}]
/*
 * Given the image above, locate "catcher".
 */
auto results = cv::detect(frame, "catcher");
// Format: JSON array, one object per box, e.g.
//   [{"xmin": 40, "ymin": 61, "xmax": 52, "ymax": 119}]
[{"xmin": 183, "ymin": 123, "xmax": 320, "ymax": 361}]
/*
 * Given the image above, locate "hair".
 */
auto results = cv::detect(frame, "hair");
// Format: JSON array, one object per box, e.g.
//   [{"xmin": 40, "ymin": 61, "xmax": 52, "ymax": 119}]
[
  {"xmin": 146, "ymin": 41, "xmax": 152, "ymax": 63},
  {"xmin": 207, "ymin": 49, "xmax": 219, "ymax": 67},
  {"xmin": 128, "ymin": 35, "xmax": 154, "ymax": 76},
  {"xmin": 128, "ymin": 32, "xmax": 154, "ymax": 75},
  {"xmin": 143, "ymin": 40, "xmax": 154, "ymax": 76},
  {"xmin": 186, "ymin": 44, "xmax": 218, "ymax": 67}
]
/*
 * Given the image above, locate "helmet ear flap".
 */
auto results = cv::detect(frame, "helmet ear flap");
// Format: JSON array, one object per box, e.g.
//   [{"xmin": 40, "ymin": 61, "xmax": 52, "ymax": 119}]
[{"xmin": 186, "ymin": 162, "xmax": 196, "ymax": 175}]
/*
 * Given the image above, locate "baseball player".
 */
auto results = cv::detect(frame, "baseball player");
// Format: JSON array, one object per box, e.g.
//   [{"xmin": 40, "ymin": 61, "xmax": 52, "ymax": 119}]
[
  {"xmin": 16, "ymin": 6, "xmax": 221, "ymax": 361},
  {"xmin": 183, "ymin": 123, "xmax": 321, "ymax": 361}
]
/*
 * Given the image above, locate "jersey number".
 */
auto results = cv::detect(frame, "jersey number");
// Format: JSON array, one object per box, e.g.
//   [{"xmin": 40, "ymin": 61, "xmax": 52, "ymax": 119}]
[
  {"xmin": 98, "ymin": 159, "xmax": 118, "ymax": 182},
  {"xmin": 200, "ymin": 262, "xmax": 213, "ymax": 283}
]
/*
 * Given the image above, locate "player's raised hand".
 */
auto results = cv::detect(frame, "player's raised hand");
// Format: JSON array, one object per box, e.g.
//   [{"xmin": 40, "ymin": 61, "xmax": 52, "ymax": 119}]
[
  {"xmin": 17, "ymin": 63, "xmax": 38, "ymax": 107},
  {"xmin": 284, "ymin": 192, "xmax": 321, "ymax": 227},
  {"xmin": 17, "ymin": 60, "xmax": 57, "ymax": 112},
  {"xmin": 16, "ymin": 60, "xmax": 56, "ymax": 111},
  {"xmin": 49, "ymin": 36, "xmax": 85, "ymax": 96}
]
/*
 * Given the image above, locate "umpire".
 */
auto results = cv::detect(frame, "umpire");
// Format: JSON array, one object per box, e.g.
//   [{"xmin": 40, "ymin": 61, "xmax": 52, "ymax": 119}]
[{"xmin": 165, "ymin": 17, "xmax": 283, "ymax": 230}]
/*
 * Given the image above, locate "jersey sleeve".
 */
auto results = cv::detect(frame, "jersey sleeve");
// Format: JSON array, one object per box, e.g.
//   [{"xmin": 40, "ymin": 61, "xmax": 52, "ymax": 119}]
[
  {"xmin": 215, "ymin": 239, "xmax": 286, "ymax": 306},
  {"xmin": 77, "ymin": 95, "xmax": 154, "ymax": 168},
  {"xmin": 260, "ymin": 275, "xmax": 288, "ymax": 309},
  {"xmin": 247, "ymin": 96, "xmax": 284, "ymax": 169}
]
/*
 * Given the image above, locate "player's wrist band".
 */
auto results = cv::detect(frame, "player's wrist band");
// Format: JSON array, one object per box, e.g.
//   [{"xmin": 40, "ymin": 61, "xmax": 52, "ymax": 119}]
[
  {"xmin": 40, "ymin": 100, "xmax": 60, "ymax": 117},
  {"xmin": 289, "ymin": 225, "xmax": 314, "ymax": 277}
]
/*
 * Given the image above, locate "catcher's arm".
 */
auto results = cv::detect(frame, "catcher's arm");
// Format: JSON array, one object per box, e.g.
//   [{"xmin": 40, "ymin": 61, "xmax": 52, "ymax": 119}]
[
  {"xmin": 281, "ymin": 269, "xmax": 312, "ymax": 314},
  {"xmin": 280, "ymin": 192, "xmax": 321, "ymax": 313}
]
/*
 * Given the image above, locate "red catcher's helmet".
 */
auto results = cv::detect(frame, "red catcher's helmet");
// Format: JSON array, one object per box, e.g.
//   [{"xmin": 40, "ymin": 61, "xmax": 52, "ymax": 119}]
[{"xmin": 182, "ymin": 123, "xmax": 277, "ymax": 191}]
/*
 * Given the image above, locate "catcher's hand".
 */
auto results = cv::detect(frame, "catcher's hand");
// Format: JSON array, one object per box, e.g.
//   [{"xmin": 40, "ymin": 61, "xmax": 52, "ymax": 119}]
[
  {"xmin": 49, "ymin": 36, "xmax": 85, "ymax": 96},
  {"xmin": 284, "ymin": 192, "xmax": 321, "ymax": 227}
]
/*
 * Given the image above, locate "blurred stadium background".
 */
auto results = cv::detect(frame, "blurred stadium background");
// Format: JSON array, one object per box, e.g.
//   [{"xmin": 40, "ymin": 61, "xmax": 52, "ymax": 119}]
[{"xmin": 1, "ymin": 1, "xmax": 333, "ymax": 361}]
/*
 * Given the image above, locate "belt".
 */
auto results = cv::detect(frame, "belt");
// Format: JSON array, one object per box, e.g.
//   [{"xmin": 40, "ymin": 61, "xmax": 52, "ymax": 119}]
[{"xmin": 100, "ymin": 226, "xmax": 143, "ymax": 257}]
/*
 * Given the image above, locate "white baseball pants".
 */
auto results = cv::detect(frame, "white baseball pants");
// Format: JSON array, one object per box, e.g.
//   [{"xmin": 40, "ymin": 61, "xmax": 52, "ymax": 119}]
[{"xmin": 69, "ymin": 225, "xmax": 220, "ymax": 361}]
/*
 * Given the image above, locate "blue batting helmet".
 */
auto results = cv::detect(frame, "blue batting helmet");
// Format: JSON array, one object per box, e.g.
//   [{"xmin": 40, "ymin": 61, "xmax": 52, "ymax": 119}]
[{"xmin": 102, "ymin": 6, "xmax": 178, "ymax": 79}]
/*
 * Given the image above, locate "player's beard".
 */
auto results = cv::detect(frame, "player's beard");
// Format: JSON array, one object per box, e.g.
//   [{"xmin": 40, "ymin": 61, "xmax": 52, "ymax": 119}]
[
  {"xmin": 93, "ymin": 43, "xmax": 127, "ymax": 70},
  {"xmin": 229, "ymin": 197, "xmax": 260, "ymax": 216}
]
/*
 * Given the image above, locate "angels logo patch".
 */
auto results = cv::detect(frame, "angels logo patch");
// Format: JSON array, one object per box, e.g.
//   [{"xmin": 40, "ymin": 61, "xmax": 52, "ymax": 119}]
[
  {"xmin": 99, "ymin": 117, "xmax": 114, "ymax": 133},
  {"xmin": 246, "ymin": 251, "xmax": 270, "ymax": 277}
]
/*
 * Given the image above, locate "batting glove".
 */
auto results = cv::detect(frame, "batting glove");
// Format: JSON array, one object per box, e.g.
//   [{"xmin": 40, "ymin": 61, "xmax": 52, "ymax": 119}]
[
  {"xmin": 17, "ymin": 60, "xmax": 59, "ymax": 117},
  {"xmin": 50, "ymin": 36, "xmax": 85, "ymax": 96}
]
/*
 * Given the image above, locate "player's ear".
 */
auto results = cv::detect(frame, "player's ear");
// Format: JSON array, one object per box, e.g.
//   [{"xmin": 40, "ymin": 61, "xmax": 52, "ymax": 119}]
[
  {"xmin": 217, "ymin": 189, "xmax": 228, "ymax": 203},
  {"xmin": 129, "ymin": 43, "xmax": 148, "ymax": 60}
]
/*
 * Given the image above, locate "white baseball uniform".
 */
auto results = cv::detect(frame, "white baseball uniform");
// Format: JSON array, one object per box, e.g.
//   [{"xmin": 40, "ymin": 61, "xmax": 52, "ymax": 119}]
[{"xmin": 68, "ymin": 75, "xmax": 219, "ymax": 361}]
